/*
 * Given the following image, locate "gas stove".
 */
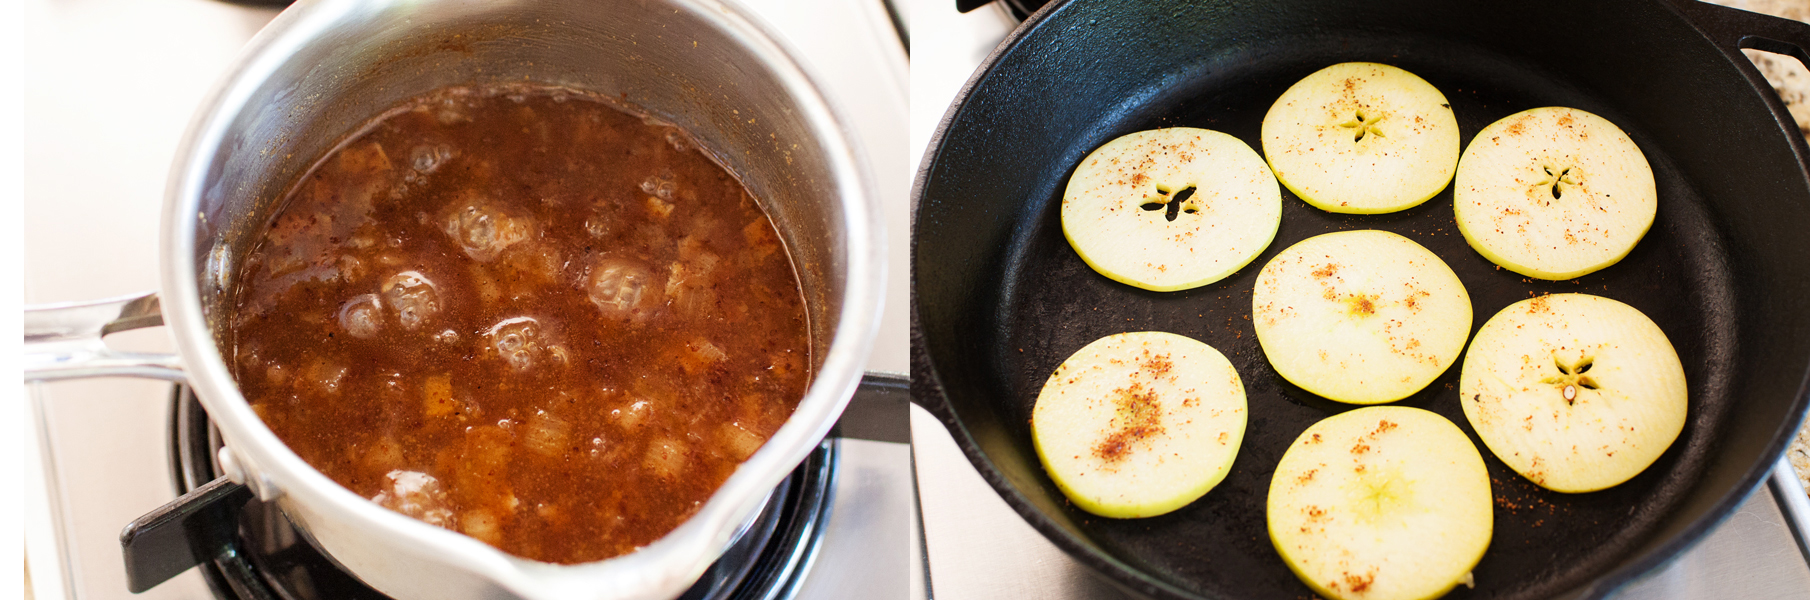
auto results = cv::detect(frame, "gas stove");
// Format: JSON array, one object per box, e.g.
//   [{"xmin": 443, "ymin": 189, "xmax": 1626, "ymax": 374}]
[
  {"xmin": 906, "ymin": 1, "xmax": 1810, "ymax": 599},
  {"xmin": 21, "ymin": 0, "xmax": 911, "ymax": 598}
]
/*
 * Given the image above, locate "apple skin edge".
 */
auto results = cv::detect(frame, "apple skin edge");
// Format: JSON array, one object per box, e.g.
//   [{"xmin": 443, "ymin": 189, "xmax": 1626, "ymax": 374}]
[
  {"xmin": 1062, "ymin": 225, "xmax": 1277, "ymax": 293},
  {"xmin": 1453, "ymin": 215, "xmax": 1648, "ymax": 281},
  {"xmin": 1452, "ymin": 205, "xmax": 1652, "ymax": 281},
  {"xmin": 1273, "ymin": 167, "xmax": 1454, "ymax": 216}
]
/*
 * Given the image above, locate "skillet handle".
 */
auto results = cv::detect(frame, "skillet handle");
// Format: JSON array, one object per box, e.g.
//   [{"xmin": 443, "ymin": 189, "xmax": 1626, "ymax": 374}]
[
  {"xmin": 1677, "ymin": 1, "xmax": 1810, "ymax": 203},
  {"xmin": 1678, "ymin": 0, "xmax": 1810, "ymax": 66},
  {"xmin": 24, "ymin": 291, "xmax": 185, "ymax": 382}
]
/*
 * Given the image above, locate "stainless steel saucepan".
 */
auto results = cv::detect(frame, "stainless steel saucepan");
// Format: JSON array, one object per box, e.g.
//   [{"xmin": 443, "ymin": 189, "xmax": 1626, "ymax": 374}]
[{"xmin": 22, "ymin": 0, "xmax": 883, "ymax": 598}]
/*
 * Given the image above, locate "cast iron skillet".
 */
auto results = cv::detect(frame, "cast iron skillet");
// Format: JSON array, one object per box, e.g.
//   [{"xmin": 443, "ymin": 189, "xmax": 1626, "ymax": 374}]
[{"xmin": 911, "ymin": 1, "xmax": 1810, "ymax": 599}]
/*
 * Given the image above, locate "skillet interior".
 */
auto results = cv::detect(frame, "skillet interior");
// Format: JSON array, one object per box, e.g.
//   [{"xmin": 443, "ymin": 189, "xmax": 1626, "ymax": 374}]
[{"xmin": 911, "ymin": 1, "xmax": 1810, "ymax": 599}]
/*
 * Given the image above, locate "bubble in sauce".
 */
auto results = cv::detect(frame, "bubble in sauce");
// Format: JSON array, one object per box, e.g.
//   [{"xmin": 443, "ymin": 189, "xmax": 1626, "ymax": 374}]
[
  {"xmin": 436, "ymin": 98, "xmax": 471, "ymax": 124},
  {"xmin": 664, "ymin": 129, "xmax": 690, "ymax": 152},
  {"xmin": 586, "ymin": 258, "xmax": 656, "ymax": 322},
  {"xmin": 444, "ymin": 200, "xmax": 532, "ymax": 262},
  {"xmin": 483, "ymin": 316, "xmax": 556, "ymax": 373},
  {"xmin": 640, "ymin": 174, "xmax": 678, "ymax": 201},
  {"xmin": 411, "ymin": 144, "xmax": 454, "ymax": 173},
  {"xmin": 382, "ymin": 271, "xmax": 441, "ymax": 330},
  {"xmin": 339, "ymin": 294, "xmax": 384, "ymax": 339}
]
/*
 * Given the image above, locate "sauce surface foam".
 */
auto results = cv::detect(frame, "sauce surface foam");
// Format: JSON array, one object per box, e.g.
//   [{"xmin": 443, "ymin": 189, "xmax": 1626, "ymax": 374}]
[{"xmin": 229, "ymin": 85, "xmax": 810, "ymax": 564}]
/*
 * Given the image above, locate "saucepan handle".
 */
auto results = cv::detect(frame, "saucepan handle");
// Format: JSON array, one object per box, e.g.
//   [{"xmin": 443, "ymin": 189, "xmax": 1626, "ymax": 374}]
[
  {"xmin": 833, "ymin": 373, "xmax": 911, "ymax": 443},
  {"xmin": 28, "ymin": 292, "xmax": 213, "ymax": 592},
  {"xmin": 24, "ymin": 291, "xmax": 185, "ymax": 382}
]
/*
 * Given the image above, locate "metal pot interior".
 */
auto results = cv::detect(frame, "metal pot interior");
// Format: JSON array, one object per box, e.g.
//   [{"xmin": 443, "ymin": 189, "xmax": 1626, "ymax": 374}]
[{"xmin": 190, "ymin": 0, "xmax": 848, "ymax": 364}]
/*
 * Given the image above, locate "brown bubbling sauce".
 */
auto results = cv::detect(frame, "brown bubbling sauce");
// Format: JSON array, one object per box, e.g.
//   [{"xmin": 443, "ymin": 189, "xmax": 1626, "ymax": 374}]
[{"xmin": 229, "ymin": 85, "xmax": 810, "ymax": 564}]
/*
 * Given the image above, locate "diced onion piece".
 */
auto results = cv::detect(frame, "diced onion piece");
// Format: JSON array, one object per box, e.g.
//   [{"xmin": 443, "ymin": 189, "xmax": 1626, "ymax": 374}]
[
  {"xmin": 613, "ymin": 399, "xmax": 652, "ymax": 429},
  {"xmin": 249, "ymin": 402, "xmax": 274, "ymax": 423},
  {"xmin": 719, "ymin": 422, "xmax": 764, "ymax": 461},
  {"xmin": 523, "ymin": 410, "xmax": 571, "ymax": 457},
  {"xmin": 665, "ymin": 262, "xmax": 688, "ymax": 299},
  {"xmin": 470, "ymin": 264, "xmax": 502, "ymax": 304},
  {"xmin": 372, "ymin": 470, "xmax": 454, "ymax": 529},
  {"xmin": 307, "ymin": 359, "xmax": 348, "ymax": 395},
  {"xmin": 264, "ymin": 363, "xmax": 289, "ymax": 386},
  {"xmin": 769, "ymin": 350, "xmax": 803, "ymax": 378},
  {"xmin": 502, "ymin": 243, "xmax": 563, "ymax": 286},
  {"xmin": 645, "ymin": 196, "xmax": 675, "ymax": 219},
  {"xmin": 361, "ymin": 437, "xmax": 406, "ymax": 474},
  {"xmin": 456, "ymin": 426, "xmax": 513, "ymax": 496},
  {"xmin": 461, "ymin": 508, "xmax": 502, "ymax": 545},
  {"xmin": 691, "ymin": 252, "xmax": 719, "ymax": 277},
  {"xmin": 338, "ymin": 141, "xmax": 394, "ymax": 175},
  {"xmin": 644, "ymin": 437, "xmax": 689, "ymax": 479},
  {"xmin": 743, "ymin": 219, "xmax": 780, "ymax": 260},
  {"xmin": 422, "ymin": 374, "xmax": 455, "ymax": 417},
  {"xmin": 679, "ymin": 338, "xmax": 728, "ymax": 375}
]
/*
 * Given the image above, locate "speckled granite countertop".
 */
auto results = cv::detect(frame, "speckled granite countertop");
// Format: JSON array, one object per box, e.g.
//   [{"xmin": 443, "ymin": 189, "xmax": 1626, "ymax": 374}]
[{"xmin": 1705, "ymin": 0, "xmax": 1810, "ymax": 494}]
